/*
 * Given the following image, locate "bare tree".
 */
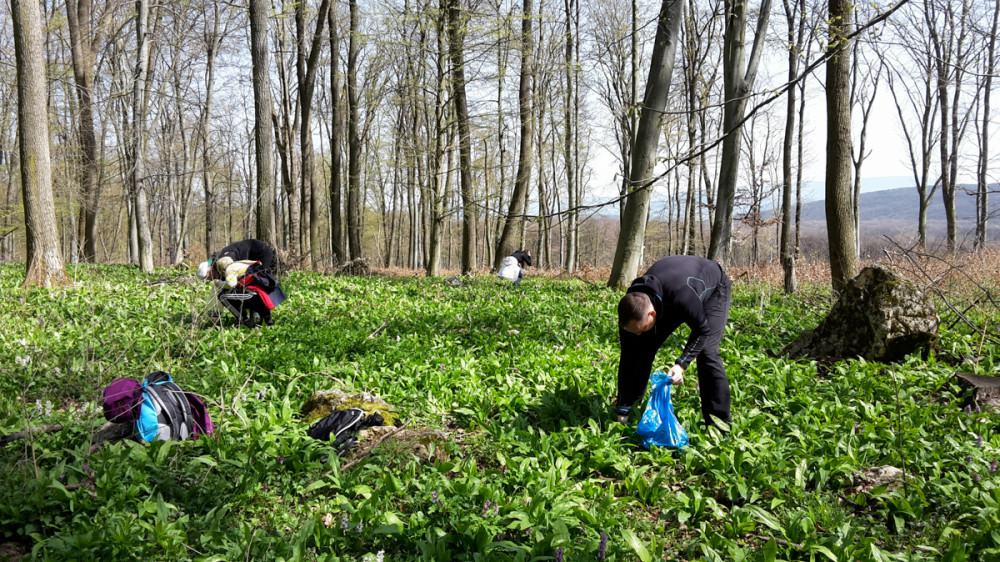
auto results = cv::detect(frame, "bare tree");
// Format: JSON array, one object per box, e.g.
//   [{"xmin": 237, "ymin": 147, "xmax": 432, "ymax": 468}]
[
  {"xmin": 707, "ymin": 0, "xmax": 773, "ymax": 265},
  {"xmin": 250, "ymin": 0, "xmax": 277, "ymax": 248},
  {"xmin": 296, "ymin": 0, "xmax": 331, "ymax": 268},
  {"xmin": 826, "ymin": 0, "xmax": 858, "ymax": 290},
  {"xmin": 346, "ymin": 0, "xmax": 363, "ymax": 259},
  {"xmin": 607, "ymin": 0, "xmax": 684, "ymax": 289},
  {"xmin": 975, "ymin": 0, "xmax": 999, "ymax": 249},
  {"xmin": 12, "ymin": 0, "xmax": 70, "ymax": 286},
  {"xmin": 125, "ymin": 0, "xmax": 156, "ymax": 272},
  {"xmin": 328, "ymin": 3, "xmax": 346, "ymax": 264},
  {"xmin": 65, "ymin": 0, "xmax": 117, "ymax": 263},
  {"xmin": 925, "ymin": 0, "xmax": 973, "ymax": 252},
  {"xmin": 447, "ymin": 0, "xmax": 476, "ymax": 274},
  {"xmin": 778, "ymin": 0, "xmax": 803, "ymax": 293},
  {"xmin": 494, "ymin": 0, "xmax": 536, "ymax": 270},
  {"xmin": 887, "ymin": 15, "xmax": 939, "ymax": 249}
]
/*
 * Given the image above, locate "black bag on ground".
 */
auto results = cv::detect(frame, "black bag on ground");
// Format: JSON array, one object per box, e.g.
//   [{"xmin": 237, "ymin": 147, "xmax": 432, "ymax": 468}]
[{"xmin": 306, "ymin": 408, "xmax": 384, "ymax": 455}]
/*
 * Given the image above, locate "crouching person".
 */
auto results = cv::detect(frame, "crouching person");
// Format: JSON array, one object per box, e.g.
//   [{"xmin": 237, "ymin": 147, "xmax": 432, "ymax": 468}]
[
  {"xmin": 198, "ymin": 254, "xmax": 286, "ymax": 328},
  {"xmin": 497, "ymin": 249, "xmax": 532, "ymax": 284}
]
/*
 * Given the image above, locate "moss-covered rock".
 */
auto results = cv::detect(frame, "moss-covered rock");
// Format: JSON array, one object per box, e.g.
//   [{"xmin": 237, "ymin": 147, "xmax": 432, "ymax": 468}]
[
  {"xmin": 300, "ymin": 389, "xmax": 400, "ymax": 426},
  {"xmin": 781, "ymin": 266, "xmax": 939, "ymax": 363}
]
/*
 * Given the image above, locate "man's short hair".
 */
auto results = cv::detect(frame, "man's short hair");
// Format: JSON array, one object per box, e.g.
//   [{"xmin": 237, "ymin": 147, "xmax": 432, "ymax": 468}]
[{"xmin": 618, "ymin": 292, "xmax": 652, "ymax": 328}]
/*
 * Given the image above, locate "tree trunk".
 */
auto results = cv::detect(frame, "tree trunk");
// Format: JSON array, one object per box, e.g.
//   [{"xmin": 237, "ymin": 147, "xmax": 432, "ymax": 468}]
[
  {"xmin": 779, "ymin": 0, "xmax": 801, "ymax": 294},
  {"xmin": 346, "ymin": 0, "xmax": 363, "ymax": 259},
  {"xmin": 296, "ymin": 0, "xmax": 330, "ymax": 269},
  {"xmin": 607, "ymin": 0, "xmax": 683, "ymax": 289},
  {"xmin": 129, "ymin": 0, "xmax": 155, "ymax": 273},
  {"xmin": 250, "ymin": 0, "xmax": 277, "ymax": 248},
  {"xmin": 707, "ymin": 0, "xmax": 772, "ymax": 265},
  {"xmin": 200, "ymin": 2, "xmax": 224, "ymax": 256},
  {"xmin": 427, "ymin": 0, "xmax": 450, "ymax": 277},
  {"xmin": 978, "ymin": 0, "xmax": 999, "ymax": 249},
  {"xmin": 563, "ymin": 0, "xmax": 578, "ymax": 272},
  {"xmin": 447, "ymin": 0, "xmax": 476, "ymax": 274},
  {"xmin": 328, "ymin": 3, "xmax": 346, "ymax": 264},
  {"xmin": 494, "ymin": 0, "xmax": 535, "ymax": 270},
  {"xmin": 13, "ymin": 0, "xmax": 70, "ymax": 286},
  {"xmin": 65, "ymin": 0, "xmax": 113, "ymax": 263},
  {"xmin": 825, "ymin": 0, "xmax": 858, "ymax": 291}
]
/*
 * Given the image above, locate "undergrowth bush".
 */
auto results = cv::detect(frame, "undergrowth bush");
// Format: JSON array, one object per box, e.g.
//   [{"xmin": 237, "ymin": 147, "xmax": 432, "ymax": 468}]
[{"xmin": 1, "ymin": 264, "xmax": 998, "ymax": 560}]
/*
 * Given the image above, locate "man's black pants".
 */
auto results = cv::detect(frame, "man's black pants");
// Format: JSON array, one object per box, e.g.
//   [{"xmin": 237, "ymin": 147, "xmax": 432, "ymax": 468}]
[{"xmin": 695, "ymin": 275, "xmax": 731, "ymax": 427}]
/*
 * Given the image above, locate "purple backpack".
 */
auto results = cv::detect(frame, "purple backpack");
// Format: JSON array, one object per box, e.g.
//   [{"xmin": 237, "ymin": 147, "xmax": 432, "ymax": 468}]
[{"xmin": 102, "ymin": 372, "xmax": 215, "ymax": 442}]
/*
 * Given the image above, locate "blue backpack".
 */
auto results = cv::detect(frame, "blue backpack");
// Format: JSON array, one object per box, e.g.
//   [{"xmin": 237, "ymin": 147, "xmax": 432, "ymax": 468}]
[{"xmin": 103, "ymin": 372, "xmax": 213, "ymax": 442}]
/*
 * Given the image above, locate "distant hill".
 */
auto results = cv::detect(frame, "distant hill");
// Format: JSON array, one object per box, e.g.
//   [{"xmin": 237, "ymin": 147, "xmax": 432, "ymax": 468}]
[{"xmin": 797, "ymin": 185, "xmax": 1000, "ymax": 241}]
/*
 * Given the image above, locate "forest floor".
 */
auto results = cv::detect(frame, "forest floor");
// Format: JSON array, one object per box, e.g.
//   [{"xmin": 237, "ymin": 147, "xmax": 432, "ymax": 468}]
[{"xmin": 0, "ymin": 256, "xmax": 998, "ymax": 560}]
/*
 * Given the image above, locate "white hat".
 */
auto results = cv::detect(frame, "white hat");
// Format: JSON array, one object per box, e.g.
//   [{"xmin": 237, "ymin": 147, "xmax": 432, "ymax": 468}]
[{"xmin": 196, "ymin": 261, "xmax": 212, "ymax": 279}]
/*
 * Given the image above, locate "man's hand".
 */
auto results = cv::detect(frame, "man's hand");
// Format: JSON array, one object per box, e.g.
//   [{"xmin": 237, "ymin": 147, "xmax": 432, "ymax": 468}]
[{"xmin": 668, "ymin": 364, "xmax": 685, "ymax": 385}]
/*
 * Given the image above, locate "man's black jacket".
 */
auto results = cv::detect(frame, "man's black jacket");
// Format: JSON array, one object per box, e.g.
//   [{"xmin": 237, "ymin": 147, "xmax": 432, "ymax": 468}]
[{"xmin": 617, "ymin": 256, "xmax": 727, "ymax": 405}]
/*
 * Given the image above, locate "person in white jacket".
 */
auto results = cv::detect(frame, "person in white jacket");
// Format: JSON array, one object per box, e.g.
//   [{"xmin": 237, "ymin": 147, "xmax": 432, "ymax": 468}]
[{"xmin": 497, "ymin": 250, "xmax": 532, "ymax": 284}]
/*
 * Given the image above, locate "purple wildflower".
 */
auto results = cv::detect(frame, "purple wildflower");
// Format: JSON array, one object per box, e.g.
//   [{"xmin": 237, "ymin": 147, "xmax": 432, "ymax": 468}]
[
  {"xmin": 82, "ymin": 464, "xmax": 90, "ymax": 474},
  {"xmin": 992, "ymin": 460, "xmax": 998, "ymax": 474},
  {"xmin": 977, "ymin": 404, "xmax": 982, "ymax": 414},
  {"xmin": 968, "ymin": 456, "xmax": 975, "ymax": 464},
  {"xmin": 555, "ymin": 547, "xmax": 564, "ymax": 562},
  {"xmin": 277, "ymin": 455, "xmax": 285, "ymax": 465},
  {"xmin": 482, "ymin": 500, "xmax": 492, "ymax": 515},
  {"xmin": 978, "ymin": 435, "xmax": 985, "ymax": 447},
  {"xmin": 432, "ymin": 491, "xmax": 440, "ymax": 504},
  {"xmin": 525, "ymin": 527, "xmax": 532, "ymax": 538},
  {"xmin": 598, "ymin": 531, "xmax": 608, "ymax": 560},
  {"xmin": 974, "ymin": 472, "xmax": 982, "ymax": 483},
  {"xmin": 58, "ymin": 474, "xmax": 65, "ymax": 481},
  {"xmin": 966, "ymin": 405, "xmax": 973, "ymax": 416},
  {"xmin": 493, "ymin": 504, "xmax": 500, "ymax": 516}
]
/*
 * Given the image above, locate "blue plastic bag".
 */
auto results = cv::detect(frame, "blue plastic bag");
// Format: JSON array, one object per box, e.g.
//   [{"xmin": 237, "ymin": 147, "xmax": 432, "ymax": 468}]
[{"xmin": 636, "ymin": 371, "xmax": 689, "ymax": 450}]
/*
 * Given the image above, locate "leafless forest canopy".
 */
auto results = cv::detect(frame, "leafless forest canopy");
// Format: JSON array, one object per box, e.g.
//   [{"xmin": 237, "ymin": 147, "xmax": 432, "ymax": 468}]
[{"xmin": 1, "ymin": 0, "xmax": 998, "ymax": 278}]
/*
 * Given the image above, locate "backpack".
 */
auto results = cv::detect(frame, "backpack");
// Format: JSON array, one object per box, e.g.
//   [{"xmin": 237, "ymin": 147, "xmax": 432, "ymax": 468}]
[
  {"xmin": 102, "ymin": 372, "xmax": 215, "ymax": 443},
  {"xmin": 306, "ymin": 408, "xmax": 384, "ymax": 455}
]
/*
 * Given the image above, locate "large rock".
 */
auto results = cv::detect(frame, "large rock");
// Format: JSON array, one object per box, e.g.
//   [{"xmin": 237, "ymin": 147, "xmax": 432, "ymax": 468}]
[{"xmin": 781, "ymin": 266, "xmax": 939, "ymax": 362}]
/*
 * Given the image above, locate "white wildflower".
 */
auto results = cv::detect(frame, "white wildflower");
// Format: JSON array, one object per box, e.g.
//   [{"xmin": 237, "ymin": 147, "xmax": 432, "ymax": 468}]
[
  {"xmin": 16, "ymin": 355, "xmax": 31, "ymax": 367},
  {"xmin": 44, "ymin": 400, "xmax": 53, "ymax": 417},
  {"xmin": 375, "ymin": 550, "xmax": 385, "ymax": 562}
]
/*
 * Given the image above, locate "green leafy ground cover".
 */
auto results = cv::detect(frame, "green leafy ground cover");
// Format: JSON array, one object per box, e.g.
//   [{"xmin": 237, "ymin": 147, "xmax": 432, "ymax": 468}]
[{"xmin": 1, "ymin": 264, "xmax": 998, "ymax": 561}]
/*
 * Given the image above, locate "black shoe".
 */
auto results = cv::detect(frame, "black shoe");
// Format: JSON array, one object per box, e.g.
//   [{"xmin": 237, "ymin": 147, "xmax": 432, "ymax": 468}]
[{"xmin": 263, "ymin": 315, "xmax": 274, "ymax": 326}]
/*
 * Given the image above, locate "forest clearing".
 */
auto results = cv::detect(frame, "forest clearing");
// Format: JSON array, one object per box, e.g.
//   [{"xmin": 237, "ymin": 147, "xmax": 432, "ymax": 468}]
[{"xmin": 2, "ymin": 259, "xmax": 998, "ymax": 561}]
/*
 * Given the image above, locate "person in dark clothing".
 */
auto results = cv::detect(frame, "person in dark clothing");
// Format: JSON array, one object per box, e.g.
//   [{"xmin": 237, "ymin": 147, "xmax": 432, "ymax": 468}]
[
  {"xmin": 615, "ymin": 255, "xmax": 732, "ymax": 430},
  {"xmin": 512, "ymin": 250, "xmax": 532, "ymax": 268},
  {"xmin": 196, "ymin": 239, "xmax": 283, "ymax": 327},
  {"xmin": 212, "ymin": 238, "xmax": 274, "ymax": 272}
]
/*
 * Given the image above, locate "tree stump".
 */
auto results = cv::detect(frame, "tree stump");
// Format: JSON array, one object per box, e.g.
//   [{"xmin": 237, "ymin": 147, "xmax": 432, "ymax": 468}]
[
  {"xmin": 781, "ymin": 266, "xmax": 939, "ymax": 363},
  {"xmin": 335, "ymin": 258, "xmax": 371, "ymax": 276}
]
